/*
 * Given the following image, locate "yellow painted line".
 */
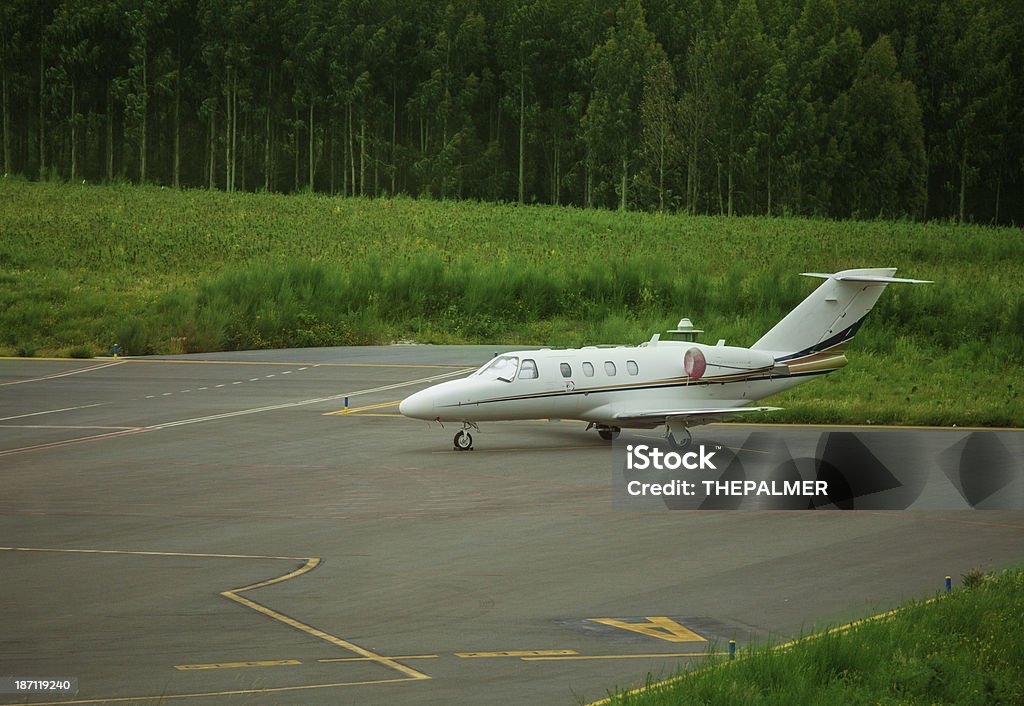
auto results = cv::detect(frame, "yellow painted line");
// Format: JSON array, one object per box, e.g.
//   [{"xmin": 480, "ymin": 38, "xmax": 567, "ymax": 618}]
[
  {"xmin": 0, "ymin": 547, "xmax": 432, "ymax": 688},
  {"xmin": 319, "ymin": 654, "xmax": 439, "ymax": 663},
  {"xmin": 3, "ymin": 677, "xmax": 421, "ymax": 705},
  {"xmin": 584, "ymin": 598, "xmax": 944, "ymax": 706},
  {"xmin": 456, "ymin": 650, "xmax": 578, "ymax": 658},
  {"xmin": 221, "ymin": 560, "xmax": 430, "ymax": 681},
  {"xmin": 588, "ymin": 617, "xmax": 706, "ymax": 643},
  {"xmin": 524, "ymin": 652, "xmax": 728, "ymax": 661},
  {"xmin": 345, "ymin": 412, "xmax": 406, "ymax": 417},
  {"xmin": 323, "ymin": 400, "xmax": 401, "ymax": 416},
  {"xmin": 0, "ymin": 546, "xmax": 309, "ymax": 561},
  {"xmin": 175, "ymin": 659, "xmax": 301, "ymax": 670}
]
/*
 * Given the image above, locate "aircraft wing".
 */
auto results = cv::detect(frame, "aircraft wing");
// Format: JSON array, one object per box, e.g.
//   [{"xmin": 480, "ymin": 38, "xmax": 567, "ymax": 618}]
[{"xmin": 613, "ymin": 406, "xmax": 781, "ymax": 427}]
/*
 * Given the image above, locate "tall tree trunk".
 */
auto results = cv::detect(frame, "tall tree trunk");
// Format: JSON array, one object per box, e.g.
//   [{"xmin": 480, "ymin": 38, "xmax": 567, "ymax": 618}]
[
  {"xmin": 727, "ymin": 158, "xmax": 734, "ymax": 217},
  {"xmin": 264, "ymin": 70, "xmax": 271, "ymax": 191},
  {"xmin": 994, "ymin": 169, "xmax": 1001, "ymax": 224},
  {"xmin": 241, "ymin": 109, "xmax": 247, "ymax": 191},
  {"xmin": 518, "ymin": 49, "xmax": 525, "ymax": 205},
  {"xmin": 359, "ymin": 119, "xmax": 366, "ymax": 197},
  {"xmin": 140, "ymin": 40, "xmax": 147, "ymax": 183},
  {"xmin": 38, "ymin": 15, "xmax": 46, "ymax": 178},
  {"xmin": 225, "ymin": 85, "xmax": 231, "ymax": 191},
  {"xmin": 2, "ymin": 65, "xmax": 10, "ymax": 175},
  {"xmin": 391, "ymin": 76, "xmax": 397, "ymax": 195},
  {"xmin": 208, "ymin": 107, "xmax": 215, "ymax": 189},
  {"xmin": 231, "ymin": 72, "xmax": 238, "ymax": 191},
  {"xmin": 106, "ymin": 83, "xmax": 114, "ymax": 180},
  {"xmin": 342, "ymin": 105, "xmax": 349, "ymax": 195},
  {"xmin": 308, "ymin": 101, "xmax": 314, "ymax": 190},
  {"xmin": 958, "ymin": 140, "xmax": 967, "ymax": 224},
  {"xmin": 348, "ymin": 102, "xmax": 354, "ymax": 196},
  {"xmin": 293, "ymin": 106, "xmax": 298, "ymax": 192},
  {"xmin": 70, "ymin": 81, "xmax": 77, "ymax": 181},
  {"xmin": 173, "ymin": 63, "xmax": 180, "ymax": 188},
  {"xmin": 620, "ymin": 150, "xmax": 627, "ymax": 211}
]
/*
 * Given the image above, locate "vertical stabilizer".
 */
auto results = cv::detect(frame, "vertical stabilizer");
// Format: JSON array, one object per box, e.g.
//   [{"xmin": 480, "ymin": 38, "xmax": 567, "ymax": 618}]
[{"xmin": 751, "ymin": 268, "xmax": 930, "ymax": 357}]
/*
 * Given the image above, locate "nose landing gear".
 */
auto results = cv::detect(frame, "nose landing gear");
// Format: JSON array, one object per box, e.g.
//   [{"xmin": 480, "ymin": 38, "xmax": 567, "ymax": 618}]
[
  {"xmin": 453, "ymin": 422, "xmax": 478, "ymax": 451},
  {"xmin": 453, "ymin": 430, "xmax": 473, "ymax": 451}
]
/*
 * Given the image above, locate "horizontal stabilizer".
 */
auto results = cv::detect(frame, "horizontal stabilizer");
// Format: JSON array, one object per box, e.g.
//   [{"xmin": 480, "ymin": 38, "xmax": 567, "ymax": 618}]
[{"xmin": 801, "ymin": 272, "xmax": 932, "ymax": 284}]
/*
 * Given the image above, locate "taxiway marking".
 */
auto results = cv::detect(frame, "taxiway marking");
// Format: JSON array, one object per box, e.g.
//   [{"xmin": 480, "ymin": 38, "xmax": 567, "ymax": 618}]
[
  {"xmin": 175, "ymin": 659, "xmax": 301, "ymax": 670},
  {"xmin": 0, "ymin": 361, "xmax": 123, "ymax": 387},
  {"xmin": 0, "ymin": 370, "xmax": 472, "ymax": 458},
  {"xmin": 524, "ymin": 652, "xmax": 727, "ymax": 661},
  {"xmin": 0, "ymin": 549, "xmax": 432, "ymax": 700},
  {"xmin": 456, "ymin": 650, "xmax": 578, "ymax": 658},
  {"xmin": 588, "ymin": 617, "xmax": 706, "ymax": 643}
]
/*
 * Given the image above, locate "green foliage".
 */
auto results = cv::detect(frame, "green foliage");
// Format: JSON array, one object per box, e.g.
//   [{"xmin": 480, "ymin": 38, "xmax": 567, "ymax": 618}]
[
  {"xmin": 2, "ymin": 181, "xmax": 1022, "ymax": 426},
  {"xmin": 606, "ymin": 569, "xmax": 1024, "ymax": 705}
]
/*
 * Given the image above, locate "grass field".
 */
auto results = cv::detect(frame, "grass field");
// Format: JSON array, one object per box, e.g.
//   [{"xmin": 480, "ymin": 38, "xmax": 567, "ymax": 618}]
[
  {"xmin": 601, "ymin": 569, "xmax": 1024, "ymax": 705},
  {"xmin": 2, "ymin": 179, "xmax": 1022, "ymax": 425}
]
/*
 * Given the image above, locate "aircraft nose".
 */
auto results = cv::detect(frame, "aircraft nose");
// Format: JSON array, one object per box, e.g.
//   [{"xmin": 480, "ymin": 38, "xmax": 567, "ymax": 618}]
[{"xmin": 399, "ymin": 389, "xmax": 434, "ymax": 419}]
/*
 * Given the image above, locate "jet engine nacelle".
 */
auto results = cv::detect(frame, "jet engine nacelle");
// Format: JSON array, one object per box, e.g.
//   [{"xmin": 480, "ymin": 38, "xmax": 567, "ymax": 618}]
[{"xmin": 684, "ymin": 345, "xmax": 777, "ymax": 380}]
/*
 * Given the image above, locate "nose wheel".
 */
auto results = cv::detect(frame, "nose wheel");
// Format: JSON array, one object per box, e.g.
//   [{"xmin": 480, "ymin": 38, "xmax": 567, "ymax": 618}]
[{"xmin": 453, "ymin": 430, "xmax": 474, "ymax": 451}]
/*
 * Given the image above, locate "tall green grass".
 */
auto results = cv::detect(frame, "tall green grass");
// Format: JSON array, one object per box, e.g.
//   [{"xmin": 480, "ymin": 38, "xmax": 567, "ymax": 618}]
[
  {"xmin": 1, "ymin": 180, "xmax": 1021, "ymax": 424},
  {"xmin": 604, "ymin": 569, "xmax": 1024, "ymax": 705}
]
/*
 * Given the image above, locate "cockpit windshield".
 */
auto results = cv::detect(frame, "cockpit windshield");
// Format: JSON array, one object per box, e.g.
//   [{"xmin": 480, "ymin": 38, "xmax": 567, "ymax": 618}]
[{"xmin": 474, "ymin": 355, "xmax": 519, "ymax": 382}]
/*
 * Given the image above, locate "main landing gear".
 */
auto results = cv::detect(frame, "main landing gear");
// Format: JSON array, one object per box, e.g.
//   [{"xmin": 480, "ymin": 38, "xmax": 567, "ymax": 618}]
[
  {"xmin": 596, "ymin": 425, "xmax": 621, "ymax": 441},
  {"xmin": 666, "ymin": 426, "xmax": 693, "ymax": 450}
]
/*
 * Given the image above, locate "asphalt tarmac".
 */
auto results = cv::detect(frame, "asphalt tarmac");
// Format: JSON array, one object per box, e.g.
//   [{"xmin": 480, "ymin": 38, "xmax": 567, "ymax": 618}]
[{"xmin": 1, "ymin": 345, "xmax": 1023, "ymax": 705}]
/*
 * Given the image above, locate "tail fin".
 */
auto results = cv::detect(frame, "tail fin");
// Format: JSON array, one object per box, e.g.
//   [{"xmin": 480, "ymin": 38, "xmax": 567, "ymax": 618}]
[{"xmin": 751, "ymin": 268, "xmax": 930, "ymax": 358}]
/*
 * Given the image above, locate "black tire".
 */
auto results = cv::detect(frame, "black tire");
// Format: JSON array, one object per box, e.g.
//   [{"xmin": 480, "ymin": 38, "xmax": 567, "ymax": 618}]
[
  {"xmin": 597, "ymin": 426, "xmax": 621, "ymax": 441},
  {"xmin": 454, "ymin": 430, "xmax": 473, "ymax": 450}
]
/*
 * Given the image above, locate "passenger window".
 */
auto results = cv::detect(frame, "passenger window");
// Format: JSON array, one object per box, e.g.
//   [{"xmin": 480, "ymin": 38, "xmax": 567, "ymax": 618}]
[
  {"xmin": 560, "ymin": 362, "xmax": 572, "ymax": 377},
  {"xmin": 627, "ymin": 360, "xmax": 639, "ymax": 376},
  {"xmin": 582, "ymin": 362, "xmax": 595, "ymax": 377},
  {"xmin": 604, "ymin": 361, "xmax": 617, "ymax": 376},
  {"xmin": 519, "ymin": 359, "xmax": 539, "ymax": 379}
]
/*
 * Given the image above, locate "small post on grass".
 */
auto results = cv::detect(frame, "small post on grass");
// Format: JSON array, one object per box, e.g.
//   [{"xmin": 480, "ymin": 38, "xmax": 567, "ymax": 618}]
[
  {"xmin": 945, "ymin": 575, "xmax": 952, "ymax": 592},
  {"xmin": 343, "ymin": 396, "xmax": 349, "ymax": 413},
  {"xmin": 728, "ymin": 640, "xmax": 736, "ymax": 660},
  {"xmin": 113, "ymin": 343, "xmax": 119, "ymax": 359}
]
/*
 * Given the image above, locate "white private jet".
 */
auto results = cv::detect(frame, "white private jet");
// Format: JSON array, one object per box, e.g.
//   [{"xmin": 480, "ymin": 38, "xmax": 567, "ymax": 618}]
[{"xmin": 399, "ymin": 268, "xmax": 929, "ymax": 450}]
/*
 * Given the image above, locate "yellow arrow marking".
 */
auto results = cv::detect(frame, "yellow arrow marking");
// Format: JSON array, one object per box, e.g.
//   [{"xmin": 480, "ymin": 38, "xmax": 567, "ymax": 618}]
[{"xmin": 587, "ymin": 617, "xmax": 706, "ymax": 643}]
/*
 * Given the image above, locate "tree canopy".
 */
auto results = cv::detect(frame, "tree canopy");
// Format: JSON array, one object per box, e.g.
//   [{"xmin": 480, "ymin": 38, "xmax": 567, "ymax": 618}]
[{"xmin": 2, "ymin": 0, "xmax": 1021, "ymax": 223}]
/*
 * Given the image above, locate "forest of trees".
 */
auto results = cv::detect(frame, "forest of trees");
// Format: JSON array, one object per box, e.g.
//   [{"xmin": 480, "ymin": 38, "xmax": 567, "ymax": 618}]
[{"xmin": 2, "ymin": 0, "xmax": 1022, "ymax": 223}]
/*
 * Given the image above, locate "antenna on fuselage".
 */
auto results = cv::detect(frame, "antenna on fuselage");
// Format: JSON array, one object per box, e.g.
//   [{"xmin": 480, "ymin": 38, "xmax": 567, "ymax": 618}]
[{"xmin": 665, "ymin": 318, "xmax": 703, "ymax": 343}]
